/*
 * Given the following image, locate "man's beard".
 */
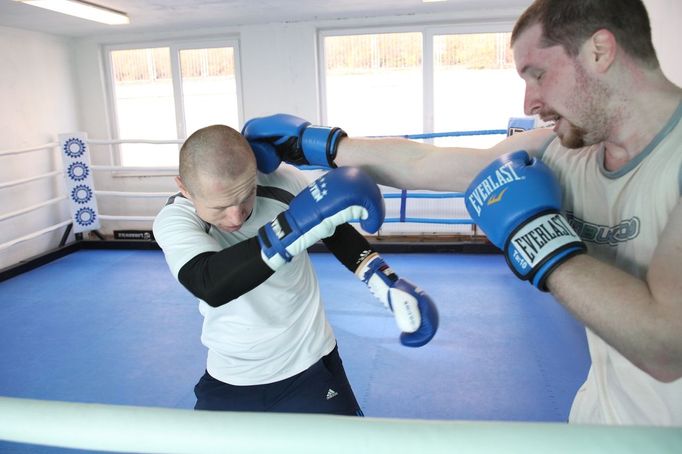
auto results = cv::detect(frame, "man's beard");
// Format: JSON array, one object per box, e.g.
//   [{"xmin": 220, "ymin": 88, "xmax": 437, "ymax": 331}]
[
  {"xmin": 559, "ymin": 121, "xmax": 588, "ymax": 149},
  {"xmin": 559, "ymin": 62, "xmax": 611, "ymax": 149},
  {"xmin": 538, "ymin": 107, "xmax": 589, "ymax": 149}
]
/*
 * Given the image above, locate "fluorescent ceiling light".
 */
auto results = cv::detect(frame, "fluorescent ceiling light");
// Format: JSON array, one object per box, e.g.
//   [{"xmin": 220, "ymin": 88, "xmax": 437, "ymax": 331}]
[
  {"xmin": 423, "ymin": 0, "xmax": 448, "ymax": 3},
  {"xmin": 19, "ymin": 0, "xmax": 129, "ymax": 25}
]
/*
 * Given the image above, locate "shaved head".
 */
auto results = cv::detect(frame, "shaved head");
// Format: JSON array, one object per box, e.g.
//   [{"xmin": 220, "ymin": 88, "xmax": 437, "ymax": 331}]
[{"xmin": 179, "ymin": 125, "xmax": 256, "ymax": 197}]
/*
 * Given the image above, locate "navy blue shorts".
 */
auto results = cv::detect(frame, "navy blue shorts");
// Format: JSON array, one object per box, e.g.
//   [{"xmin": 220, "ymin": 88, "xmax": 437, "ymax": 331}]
[{"xmin": 194, "ymin": 345, "xmax": 363, "ymax": 416}]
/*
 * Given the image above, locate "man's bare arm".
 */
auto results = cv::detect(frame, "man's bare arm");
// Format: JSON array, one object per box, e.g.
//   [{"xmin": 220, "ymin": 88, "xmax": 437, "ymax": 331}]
[
  {"xmin": 547, "ymin": 198, "xmax": 682, "ymax": 382},
  {"xmin": 335, "ymin": 128, "xmax": 555, "ymax": 191}
]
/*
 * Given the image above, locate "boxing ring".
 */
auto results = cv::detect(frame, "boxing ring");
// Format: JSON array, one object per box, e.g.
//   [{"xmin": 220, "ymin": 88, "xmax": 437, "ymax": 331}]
[{"xmin": 1, "ymin": 131, "xmax": 681, "ymax": 453}]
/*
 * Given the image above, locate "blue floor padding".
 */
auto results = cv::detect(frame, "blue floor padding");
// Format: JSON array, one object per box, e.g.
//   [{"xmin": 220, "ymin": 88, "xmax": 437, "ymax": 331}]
[{"xmin": 0, "ymin": 249, "xmax": 590, "ymax": 452}]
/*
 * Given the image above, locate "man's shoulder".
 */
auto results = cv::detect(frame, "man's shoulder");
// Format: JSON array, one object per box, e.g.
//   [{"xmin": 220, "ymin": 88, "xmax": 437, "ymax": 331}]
[
  {"xmin": 162, "ymin": 192, "xmax": 191, "ymax": 208},
  {"xmin": 491, "ymin": 127, "xmax": 556, "ymax": 160},
  {"xmin": 156, "ymin": 193, "xmax": 195, "ymax": 219},
  {"xmin": 153, "ymin": 193, "xmax": 207, "ymax": 234},
  {"xmin": 257, "ymin": 164, "xmax": 309, "ymax": 196}
]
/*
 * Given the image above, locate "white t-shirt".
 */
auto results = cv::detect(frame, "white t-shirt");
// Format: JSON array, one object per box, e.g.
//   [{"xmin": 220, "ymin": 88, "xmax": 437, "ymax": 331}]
[
  {"xmin": 539, "ymin": 102, "xmax": 682, "ymax": 425},
  {"xmin": 153, "ymin": 166, "xmax": 336, "ymax": 386}
]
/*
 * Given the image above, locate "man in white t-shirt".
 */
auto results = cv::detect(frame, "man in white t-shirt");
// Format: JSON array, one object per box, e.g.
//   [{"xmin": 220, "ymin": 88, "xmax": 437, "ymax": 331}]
[
  {"xmin": 153, "ymin": 125, "xmax": 438, "ymax": 414},
  {"xmin": 242, "ymin": 0, "xmax": 682, "ymax": 425}
]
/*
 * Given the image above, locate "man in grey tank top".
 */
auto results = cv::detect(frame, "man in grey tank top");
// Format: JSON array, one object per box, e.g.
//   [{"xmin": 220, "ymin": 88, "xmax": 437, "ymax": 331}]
[{"xmin": 244, "ymin": 0, "xmax": 682, "ymax": 426}]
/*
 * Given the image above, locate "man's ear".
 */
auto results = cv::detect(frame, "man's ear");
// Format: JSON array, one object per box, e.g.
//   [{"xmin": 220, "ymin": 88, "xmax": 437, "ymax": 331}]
[
  {"xmin": 175, "ymin": 176, "xmax": 192, "ymax": 200},
  {"xmin": 587, "ymin": 28, "xmax": 617, "ymax": 73}
]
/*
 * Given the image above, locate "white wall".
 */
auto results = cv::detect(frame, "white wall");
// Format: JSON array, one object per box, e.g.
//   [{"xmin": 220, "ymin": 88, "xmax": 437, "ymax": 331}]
[
  {"xmin": 0, "ymin": 26, "xmax": 78, "ymax": 270},
  {"xmin": 644, "ymin": 0, "xmax": 682, "ymax": 85},
  {"xmin": 240, "ymin": 22, "xmax": 320, "ymax": 121}
]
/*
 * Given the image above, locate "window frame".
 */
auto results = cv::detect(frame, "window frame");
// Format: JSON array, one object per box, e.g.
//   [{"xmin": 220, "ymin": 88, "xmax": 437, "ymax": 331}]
[
  {"xmin": 317, "ymin": 21, "xmax": 516, "ymax": 137},
  {"xmin": 102, "ymin": 37, "xmax": 244, "ymax": 167}
]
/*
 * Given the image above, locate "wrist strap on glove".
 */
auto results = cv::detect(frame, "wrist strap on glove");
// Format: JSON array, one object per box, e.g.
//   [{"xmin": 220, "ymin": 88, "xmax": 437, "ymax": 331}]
[{"xmin": 356, "ymin": 254, "xmax": 396, "ymax": 310}]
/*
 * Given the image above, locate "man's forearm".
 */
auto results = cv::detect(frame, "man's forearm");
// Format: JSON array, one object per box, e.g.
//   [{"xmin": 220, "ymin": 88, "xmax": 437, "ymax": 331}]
[
  {"xmin": 335, "ymin": 137, "xmax": 494, "ymax": 192},
  {"xmin": 547, "ymin": 254, "xmax": 682, "ymax": 382},
  {"xmin": 335, "ymin": 137, "xmax": 433, "ymax": 189}
]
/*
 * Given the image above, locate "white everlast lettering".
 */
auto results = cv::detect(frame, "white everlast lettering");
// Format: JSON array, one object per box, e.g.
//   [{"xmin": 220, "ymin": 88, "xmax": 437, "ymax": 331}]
[
  {"xmin": 468, "ymin": 161, "xmax": 524, "ymax": 216},
  {"xmin": 511, "ymin": 213, "xmax": 579, "ymax": 267},
  {"xmin": 514, "ymin": 234, "xmax": 539, "ymax": 262}
]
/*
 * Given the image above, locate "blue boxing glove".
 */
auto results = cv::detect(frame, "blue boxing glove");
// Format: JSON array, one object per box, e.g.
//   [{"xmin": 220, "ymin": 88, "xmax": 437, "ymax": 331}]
[
  {"xmin": 248, "ymin": 140, "xmax": 282, "ymax": 174},
  {"xmin": 259, "ymin": 167, "xmax": 384, "ymax": 270},
  {"xmin": 465, "ymin": 151, "xmax": 586, "ymax": 291},
  {"xmin": 356, "ymin": 254, "xmax": 439, "ymax": 347},
  {"xmin": 242, "ymin": 113, "xmax": 346, "ymax": 171}
]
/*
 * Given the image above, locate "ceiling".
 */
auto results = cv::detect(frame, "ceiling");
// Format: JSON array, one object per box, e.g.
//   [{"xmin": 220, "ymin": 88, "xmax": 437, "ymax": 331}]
[{"xmin": 0, "ymin": 0, "xmax": 532, "ymax": 38}]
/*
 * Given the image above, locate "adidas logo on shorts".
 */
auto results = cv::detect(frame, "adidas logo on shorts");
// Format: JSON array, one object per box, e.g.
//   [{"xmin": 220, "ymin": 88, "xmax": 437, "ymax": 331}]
[{"xmin": 326, "ymin": 389, "xmax": 338, "ymax": 400}]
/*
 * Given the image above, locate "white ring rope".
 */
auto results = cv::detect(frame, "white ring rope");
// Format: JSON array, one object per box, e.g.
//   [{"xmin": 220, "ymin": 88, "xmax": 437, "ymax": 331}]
[
  {"xmin": 0, "ymin": 197, "xmax": 67, "ymax": 223},
  {"xmin": 0, "ymin": 220, "xmax": 71, "ymax": 253},
  {"xmin": 0, "ymin": 141, "xmax": 69, "ymax": 252},
  {"xmin": 95, "ymin": 190, "xmax": 173, "ymax": 198},
  {"xmin": 0, "ymin": 170, "xmax": 63, "ymax": 190},
  {"xmin": 91, "ymin": 165, "xmax": 178, "ymax": 172},
  {"xmin": 0, "ymin": 142, "xmax": 57, "ymax": 157},
  {"xmin": 0, "ymin": 397, "xmax": 680, "ymax": 454},
  {"xmin": 0, "ymin": 137, "xmax": 180, "ymax": 251},
  {"xmin": 98, "ymin": 215, "xmax": 156, "ymax": 222},
  {"xmin": 89, "ymin": 138, "xmax": 183, "ymax": 145}
]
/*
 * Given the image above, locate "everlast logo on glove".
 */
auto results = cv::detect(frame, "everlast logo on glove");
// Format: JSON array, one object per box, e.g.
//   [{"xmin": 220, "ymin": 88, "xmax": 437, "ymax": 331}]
[
  {"xmin": 509, "ymin": 213, "xmax": 581, "ymax": 271},
  {"xmin": 465, "ymin": 151, "xmax": 587, "ymax": 291},
  {"xmin": 467, "ymin": 161, "xmax": 524, "ymax": 216}
]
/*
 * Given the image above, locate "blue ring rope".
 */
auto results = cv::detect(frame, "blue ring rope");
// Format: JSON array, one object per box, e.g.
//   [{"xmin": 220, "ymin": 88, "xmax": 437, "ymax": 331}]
[
  {"xmin": 305, "ymin": 128, "xmax": 506, "ymax": 226},
  {"xmin": 393, "ymin": 129, "xmax": 506, "ymax": 139},
  {"xmin": 399, "ymin": 189, "xmax": 407, "ymax": 222},
  {"xmin": 384, "ymin": 217, "xmax": 472, "ymax": 225},
  {"xmin": 383, "ymin": 192, "xmax": 463, "ymax": 198},
  {"xmin": 349, "ymin": 218, "xmax": 471, "ymax": 225}
]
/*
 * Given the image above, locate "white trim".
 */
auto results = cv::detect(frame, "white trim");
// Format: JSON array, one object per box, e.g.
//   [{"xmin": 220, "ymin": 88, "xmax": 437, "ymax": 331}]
[
  {"xmin": 170, "ymin": 43, "xmax": 186, "ymax": 139},
  {"xmin": 423, "ymin": 30, "xmax": 434, "ymax": 136}
]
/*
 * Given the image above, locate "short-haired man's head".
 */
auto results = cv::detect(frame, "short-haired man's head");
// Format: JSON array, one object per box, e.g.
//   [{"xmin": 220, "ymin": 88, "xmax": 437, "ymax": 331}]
[
  {"xmin": 511, "ymin": 0, "xmax": 659, "ymax": 69},
  {"xmin": 179, "ymin": 124, "xmax": 256, "ymax": 197}
]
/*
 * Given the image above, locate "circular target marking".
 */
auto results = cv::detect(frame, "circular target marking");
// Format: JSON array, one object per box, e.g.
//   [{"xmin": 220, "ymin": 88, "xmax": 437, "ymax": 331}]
[
  {"xmin": 71, "ymin": 185, "xmax": 93, "ymax": 204},
  {"xmin": 75, "ymin": 207, "xmax": 97, "ymax": 227},
  {"xmin": 63, "ymin": 138, "xmax": 86, "ymax": 158},
  {"xmin": 67, "ymin": 162, "xmax": 89, "ymax": 181}
]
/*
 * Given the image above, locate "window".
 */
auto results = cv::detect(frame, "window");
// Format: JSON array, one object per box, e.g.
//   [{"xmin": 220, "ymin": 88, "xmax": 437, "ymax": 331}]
[
  {"xmin": 319, "ymin": 26, "xmax": 527, "ymax": 237},
  {"xmin": 179, "ymin": 47, "xmax": 240, "ymax": 137},
  {"xmin": 107, "ymin": 40, "xmax": 242, "ymax": 167},
  {"xmin": 320, "ymin": 27, "xmax": 526, "ymax": 146},
  {"xmin": 432, "ymin": 31, "xmax": 525, "ymax": 148},
  {"xmin": 321, "ymin": 32, "xmax": 423, "ymax": 136}
]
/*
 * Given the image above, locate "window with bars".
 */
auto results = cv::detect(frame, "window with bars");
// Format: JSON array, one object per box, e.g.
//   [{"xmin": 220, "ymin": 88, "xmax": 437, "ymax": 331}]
[
  {"xmin": 322, "ymin": 32, "xmax": 423, "ymax": 137},
  {"xmin": 107, "ymin": 41, "xmax": 242, "ymax": 167},
  {"xmin": 432, "ymin": 32, "xmax": 525, "ymax": 148},
  {"xmin": 320, "ymin": 29, "xmax": 526, "ymax": 147}
]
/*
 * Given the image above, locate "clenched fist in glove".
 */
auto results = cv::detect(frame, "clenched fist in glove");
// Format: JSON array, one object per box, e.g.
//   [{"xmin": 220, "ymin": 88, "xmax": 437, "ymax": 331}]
[
  {"xmin": 356, "ymin": 253, "xmax": 439, "ymax": 347},
  {"xmin": 465, "ymin": 150, "xmax": 586, "ymax": 291},
  {"xmin": 243, "ymin": 113, "xmax": 345, "ymax": 173}
]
